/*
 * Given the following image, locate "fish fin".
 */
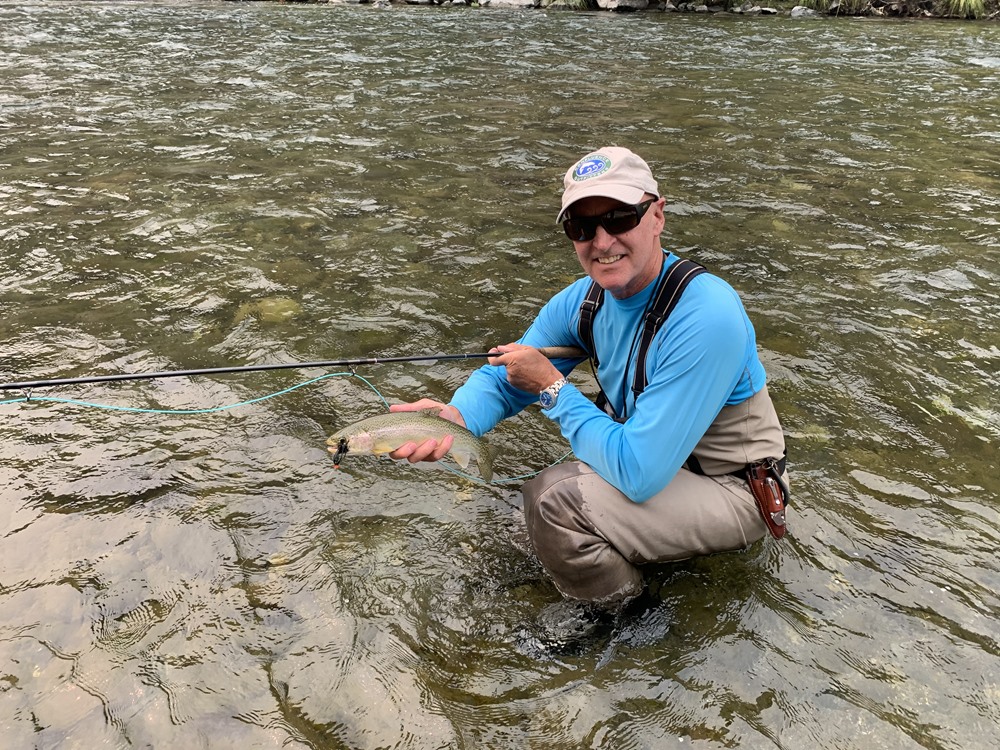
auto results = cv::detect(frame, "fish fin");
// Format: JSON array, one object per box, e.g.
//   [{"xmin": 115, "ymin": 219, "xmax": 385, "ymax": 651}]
[
  {"xmin": 450, "ymin": 446, "xmax": 471, "ymax": 469},
  {"xmin": 477, "ymin": 444, "xmax": 497, "ymax": 484},
  {"xmin": 419, "ymin": 407, "xmax": 444, "ymax": 417}
]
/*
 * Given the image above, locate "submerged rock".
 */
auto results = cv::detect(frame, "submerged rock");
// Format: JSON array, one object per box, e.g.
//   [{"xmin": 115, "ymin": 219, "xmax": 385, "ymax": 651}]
[{"xmin": 234, "ymin": 297, "xmax": 303, "ymax": 325}]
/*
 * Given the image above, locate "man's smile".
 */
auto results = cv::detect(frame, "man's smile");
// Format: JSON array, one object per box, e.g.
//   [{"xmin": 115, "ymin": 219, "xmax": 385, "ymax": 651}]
[{"xmin": 596, "ymin": 255, "xmax": 623, "ymax": 265}]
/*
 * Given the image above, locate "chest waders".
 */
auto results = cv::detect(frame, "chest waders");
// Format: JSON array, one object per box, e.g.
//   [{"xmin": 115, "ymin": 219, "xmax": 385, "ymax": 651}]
[{"xmin": 576, "ymin": 257, "xmax": 789, "ymax": 537}]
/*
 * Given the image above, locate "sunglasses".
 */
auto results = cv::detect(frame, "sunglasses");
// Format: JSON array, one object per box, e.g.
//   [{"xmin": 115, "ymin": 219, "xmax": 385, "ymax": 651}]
[{"xmin": 562, "ymin": 198, "xmax": 657, "ymax": 242}]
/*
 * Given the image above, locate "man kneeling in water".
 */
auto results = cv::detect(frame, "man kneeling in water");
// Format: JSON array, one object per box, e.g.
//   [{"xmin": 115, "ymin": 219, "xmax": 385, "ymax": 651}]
[{"xmin": 390, "ymin": 146, "xmax": 789, "ymax": 604}]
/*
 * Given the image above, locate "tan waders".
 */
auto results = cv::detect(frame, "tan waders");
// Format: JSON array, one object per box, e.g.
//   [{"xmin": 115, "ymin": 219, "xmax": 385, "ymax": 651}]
[{"xmin": 523, "ymin": 386, "xmax": 788, "ymax": 603}]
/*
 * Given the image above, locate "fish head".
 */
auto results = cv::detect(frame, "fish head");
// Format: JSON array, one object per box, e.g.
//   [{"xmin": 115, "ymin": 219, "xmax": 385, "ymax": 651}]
[
  {"xmin": 347, "ymin": 432, "xmax": 375, "ymax": 453},
  {"xmin": 328, "ymin": 437, "xmax": 349, "ymax": 467},
  {"xmin": 326, "ymin": 429, "xmax": 374, "ymax": 466}
]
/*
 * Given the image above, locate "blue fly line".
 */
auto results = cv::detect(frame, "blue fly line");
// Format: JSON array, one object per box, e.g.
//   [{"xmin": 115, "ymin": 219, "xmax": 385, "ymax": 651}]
[{"xmin": 1, "ymin": 371, "xmax": 571, "ymax": 485}]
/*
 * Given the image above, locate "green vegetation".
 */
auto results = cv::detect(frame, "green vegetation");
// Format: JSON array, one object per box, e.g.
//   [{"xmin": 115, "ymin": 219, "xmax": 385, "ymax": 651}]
[
  {"xmin": 799, "ymin": 0, "xmax": 993, "ymax": 16},
  {"xmin": 314, "ymin": 0, "xmax": 1000, "ymax": 18},
  {"xmin": 942, "ymin": 0, "xmax": 986, "ymax": 17}
]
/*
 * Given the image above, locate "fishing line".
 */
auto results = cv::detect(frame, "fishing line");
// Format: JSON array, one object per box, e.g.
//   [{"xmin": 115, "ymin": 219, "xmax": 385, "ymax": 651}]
[
  {"xmin": 454, "ymin": 458, "xmax": 573, "ymax": 486},
  {"xmin": 1, "ymin": 371, "xmax": 570, "ymax": 484}
]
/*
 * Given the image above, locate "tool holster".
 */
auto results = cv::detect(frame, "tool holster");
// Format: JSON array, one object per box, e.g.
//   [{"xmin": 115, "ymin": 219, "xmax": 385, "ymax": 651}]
[{"xmin": 746, "ymin": 460, "xmax": 788, "ymax": 539}]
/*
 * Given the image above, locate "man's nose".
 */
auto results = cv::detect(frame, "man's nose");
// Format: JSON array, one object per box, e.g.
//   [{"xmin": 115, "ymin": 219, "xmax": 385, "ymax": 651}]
[{"xmin": 591, "ymin": 224, "xmax": 615, "ymax": 250}]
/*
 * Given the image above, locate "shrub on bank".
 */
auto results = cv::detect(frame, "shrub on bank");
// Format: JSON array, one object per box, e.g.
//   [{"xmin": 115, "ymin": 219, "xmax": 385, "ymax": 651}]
[
  {"xmin": 798, "ymin": 0, "xmax": 994, "ymax": 18},
  {"xmin": 310, "ymin": 0, "xmax": 1000, "ymax": 19}
]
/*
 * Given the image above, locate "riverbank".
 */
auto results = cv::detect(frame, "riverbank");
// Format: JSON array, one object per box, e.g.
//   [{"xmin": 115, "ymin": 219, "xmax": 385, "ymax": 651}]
[{"xmin": 301, "ymin": 0, "xmax": 1000, "ymax": 20}]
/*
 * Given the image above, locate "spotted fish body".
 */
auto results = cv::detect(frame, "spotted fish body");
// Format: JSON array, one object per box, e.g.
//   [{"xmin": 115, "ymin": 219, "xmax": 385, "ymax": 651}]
[{"xmin": 327, "ymin": 412, "xmax": 493, "ymax": 483}]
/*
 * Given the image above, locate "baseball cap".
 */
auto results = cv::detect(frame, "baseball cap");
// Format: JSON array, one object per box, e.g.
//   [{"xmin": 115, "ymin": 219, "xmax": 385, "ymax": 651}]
[{"xmin": 556, "ymin": 147, "xmax": 660, "ymax": 223}]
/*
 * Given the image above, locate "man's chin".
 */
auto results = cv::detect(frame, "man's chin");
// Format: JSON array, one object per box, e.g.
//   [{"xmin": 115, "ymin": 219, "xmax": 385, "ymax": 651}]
[{"xmin": 591, "ymin": 268, "xmax": 632, "ymax": 297}]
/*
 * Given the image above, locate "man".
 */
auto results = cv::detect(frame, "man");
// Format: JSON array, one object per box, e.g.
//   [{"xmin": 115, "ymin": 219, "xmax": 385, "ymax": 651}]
[{"xmin": 389, "ymin": 146, "xmax": 788, "ymax": 604}]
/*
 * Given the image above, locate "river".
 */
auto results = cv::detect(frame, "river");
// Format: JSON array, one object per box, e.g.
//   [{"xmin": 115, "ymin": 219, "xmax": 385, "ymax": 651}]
[{"xmin": 1, "ymin": 2, "xmax": 999, "ymax": 748}]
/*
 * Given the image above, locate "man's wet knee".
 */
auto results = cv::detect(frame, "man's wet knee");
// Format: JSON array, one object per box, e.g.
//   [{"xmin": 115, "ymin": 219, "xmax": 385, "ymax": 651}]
[{"xmin": 522, "ymin": 465, "xmax": 586, "ymax": 542}]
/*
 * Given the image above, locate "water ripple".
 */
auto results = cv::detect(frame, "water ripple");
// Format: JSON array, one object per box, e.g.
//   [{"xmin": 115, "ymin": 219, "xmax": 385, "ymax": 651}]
[{"xmin": 2, "ymin": 4, "xmax": 1000, "ymax": 749}]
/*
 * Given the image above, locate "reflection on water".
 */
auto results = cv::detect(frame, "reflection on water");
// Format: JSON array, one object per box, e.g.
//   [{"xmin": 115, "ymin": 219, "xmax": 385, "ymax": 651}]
[{"xmin": 2, "ymin": 3, "xmax": 999, "ymax": 748}]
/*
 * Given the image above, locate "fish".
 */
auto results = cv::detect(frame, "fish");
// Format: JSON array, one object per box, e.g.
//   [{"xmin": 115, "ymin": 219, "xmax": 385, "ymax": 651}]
[{"xmin": 327, "ymin": 411, "xmax": 494, "ymax": 483}]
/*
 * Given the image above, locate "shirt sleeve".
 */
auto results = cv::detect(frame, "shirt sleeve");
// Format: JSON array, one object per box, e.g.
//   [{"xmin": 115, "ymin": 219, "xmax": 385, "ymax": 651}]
[
  {"xmin": 542, "ymin": 276, "xmax": 753, "ymax": 502},
  {"xmin": 448, "ymin": 282, "xmax": 590, "ymax": 437}
]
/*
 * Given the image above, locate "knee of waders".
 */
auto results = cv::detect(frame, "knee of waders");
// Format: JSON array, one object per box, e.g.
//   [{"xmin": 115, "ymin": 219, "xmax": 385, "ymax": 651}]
[{"xmin": 521, "ymin": 463, "xmax": 588, "ymax": 546}]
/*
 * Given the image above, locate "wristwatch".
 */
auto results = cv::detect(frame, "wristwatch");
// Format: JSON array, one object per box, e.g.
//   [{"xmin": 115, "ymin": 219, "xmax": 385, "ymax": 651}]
[{"xmin": 539, "ymin": 377, "xmax": 569, "ymax": 410}]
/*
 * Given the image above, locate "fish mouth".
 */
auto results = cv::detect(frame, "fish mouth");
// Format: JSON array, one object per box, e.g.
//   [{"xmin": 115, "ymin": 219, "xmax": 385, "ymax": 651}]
[
  {"xmin": 596, "ymin": 254, "xmax": 623, "ymax": 265},
  {"xmin": 329, "ymin": 437, "xmax": 349, "ymax": 466}
]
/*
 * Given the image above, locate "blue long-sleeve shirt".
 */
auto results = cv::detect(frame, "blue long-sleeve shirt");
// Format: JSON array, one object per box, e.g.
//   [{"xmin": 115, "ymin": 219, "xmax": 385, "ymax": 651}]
[{"xmin": 450, "ymin": 251, "xmax": 767, "ymax": 502}]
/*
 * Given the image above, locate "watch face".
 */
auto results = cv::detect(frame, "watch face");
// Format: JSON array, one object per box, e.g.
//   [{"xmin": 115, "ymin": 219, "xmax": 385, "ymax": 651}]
[{"xmin": 539, "ymin": 391, "xmax": 554, "ymax": 409}]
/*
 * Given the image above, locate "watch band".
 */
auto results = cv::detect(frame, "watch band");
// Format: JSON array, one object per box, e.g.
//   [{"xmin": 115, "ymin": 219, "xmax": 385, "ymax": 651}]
[{"xmin": 539, "ymin": 377, "xmax": 568, "ymax": 410}]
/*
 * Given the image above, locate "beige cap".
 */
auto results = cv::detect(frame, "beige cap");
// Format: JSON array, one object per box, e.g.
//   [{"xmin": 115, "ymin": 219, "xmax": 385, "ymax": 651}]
[{"xmin": 556, "ymin": 147, "xmax": 659, "ymax": 223}]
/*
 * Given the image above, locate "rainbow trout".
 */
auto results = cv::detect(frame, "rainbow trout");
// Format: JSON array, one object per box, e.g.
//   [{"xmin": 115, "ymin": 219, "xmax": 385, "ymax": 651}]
[{"xmin": 327, "ymin": 411, "xmax": 494, "ymax": 483}]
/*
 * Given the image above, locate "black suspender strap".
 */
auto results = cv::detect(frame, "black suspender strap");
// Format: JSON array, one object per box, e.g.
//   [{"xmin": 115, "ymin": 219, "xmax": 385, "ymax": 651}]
[
  {"xmin": 577, "ymin": 281, "xmax": 605, "ymax": 367},
  {"xmin": 631, "ymin": 258, "xmax": 706, "ymax": 397},
  {"xmin": 576, "ymin": 256, "xmax": 705, "ymax": 419}
]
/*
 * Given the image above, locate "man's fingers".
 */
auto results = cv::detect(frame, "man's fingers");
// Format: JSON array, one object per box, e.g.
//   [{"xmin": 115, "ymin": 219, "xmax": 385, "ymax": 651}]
[
  {"xmin": 388, "ymin": 441, "xmax": 419, "ymax": 460},
  {"xmin": 389, "ymin": 398, "xmax": 444, "ymax": 414},
  {"xmin": 389, "ymin": 435, "xmax": 454, "ymax": 464},
  {"xmin": 429, "ymin": 434, "xmax": 454, "ymax": 461}
]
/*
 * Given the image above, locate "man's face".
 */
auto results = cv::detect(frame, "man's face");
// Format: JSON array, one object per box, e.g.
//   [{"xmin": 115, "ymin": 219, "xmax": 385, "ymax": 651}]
[{"xmin": 567, "ymin": 195, "xmax": 665, "ymax": 299}]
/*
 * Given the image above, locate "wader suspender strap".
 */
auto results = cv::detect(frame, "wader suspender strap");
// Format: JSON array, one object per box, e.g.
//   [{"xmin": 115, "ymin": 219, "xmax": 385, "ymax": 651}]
[
  {"xmin": 577, "ymin": 258, "xmax": 706, "ymax": 403},
  {"xmin": 631, "ymin": 258, "xmax": 706, "ymax": 397},
  {"xmin": 577, "ymin": 282, "xmax": 605, "ymax": 368}
]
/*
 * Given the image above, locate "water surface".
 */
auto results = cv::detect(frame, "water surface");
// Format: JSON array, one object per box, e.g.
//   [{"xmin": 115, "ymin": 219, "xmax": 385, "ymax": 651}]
[{"xmin": 1, "ymin": 3, "xmax": 999, "ymax": 748}]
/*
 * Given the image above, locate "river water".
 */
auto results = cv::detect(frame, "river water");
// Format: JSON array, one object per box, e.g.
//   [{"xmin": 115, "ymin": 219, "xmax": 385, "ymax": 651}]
[{"xmin": 2, "ymin": 2, "xmax": 999, "ymax": 748}]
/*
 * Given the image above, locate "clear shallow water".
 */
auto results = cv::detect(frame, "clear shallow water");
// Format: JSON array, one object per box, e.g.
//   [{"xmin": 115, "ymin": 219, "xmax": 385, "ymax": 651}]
[{"xmin": 1, "ymin": 2, "xmax": 999, "ymax": 748}]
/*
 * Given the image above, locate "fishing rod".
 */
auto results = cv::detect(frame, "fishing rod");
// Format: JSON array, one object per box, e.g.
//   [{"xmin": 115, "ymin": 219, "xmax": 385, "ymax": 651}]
[{"xmin": 0, "ymin": 346, "xmax": 587, "ymax": 391}]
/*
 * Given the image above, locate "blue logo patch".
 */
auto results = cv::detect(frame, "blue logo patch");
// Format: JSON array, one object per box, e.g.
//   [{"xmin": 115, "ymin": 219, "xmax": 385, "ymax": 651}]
[{"xmin": 572, "ymin": 155, "xmax": 611, "ymax": 182}]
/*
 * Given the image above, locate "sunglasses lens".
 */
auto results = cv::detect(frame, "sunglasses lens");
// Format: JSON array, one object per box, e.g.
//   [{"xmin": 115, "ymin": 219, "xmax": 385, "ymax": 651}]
[
  {"xmin": 564, "ymin": 199, "xmax": 654, "ymax": 242},
  {"xmin": 563, "ymin": 218, "xmax": 596, "ymax": 241},
  {"xmin": 602, "ymin": 213, "xmax": 641, "ymax": 235}
]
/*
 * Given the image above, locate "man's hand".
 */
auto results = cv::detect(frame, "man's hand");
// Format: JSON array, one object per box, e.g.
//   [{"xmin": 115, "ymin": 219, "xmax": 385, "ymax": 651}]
[
  {"xmin": 487, "ymin": 344, "xmax": 564, "ymax": 394},
  {"xmin": 386, "ymin": 399, "xmax": 465, "ymax": 463}
]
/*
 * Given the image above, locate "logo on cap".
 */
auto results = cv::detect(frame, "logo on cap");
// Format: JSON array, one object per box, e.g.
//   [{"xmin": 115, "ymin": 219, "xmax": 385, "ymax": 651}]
[{"xmin": 572, "ymin": 155, "xmax": 611, "ymax": 182}]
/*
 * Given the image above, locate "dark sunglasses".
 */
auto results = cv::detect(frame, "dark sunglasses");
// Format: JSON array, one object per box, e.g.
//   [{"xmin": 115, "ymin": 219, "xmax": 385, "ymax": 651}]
[{"xmin": 562, "ymin": 198, "xmax": 657, "ymax": 242}]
